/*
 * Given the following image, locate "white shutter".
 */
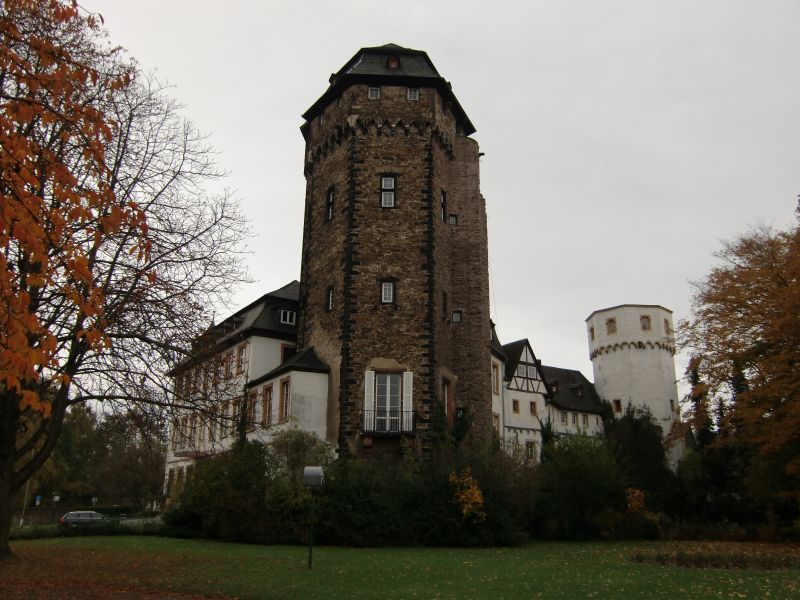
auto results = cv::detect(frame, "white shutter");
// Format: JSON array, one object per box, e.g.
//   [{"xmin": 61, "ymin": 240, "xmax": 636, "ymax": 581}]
[
  {"xmin": 402, "ymin": 371, "xmax": 413, "ymax": 431},
  {"xmin": 364, "ymin": 370, "xmax": 375, "ymax": 430}
]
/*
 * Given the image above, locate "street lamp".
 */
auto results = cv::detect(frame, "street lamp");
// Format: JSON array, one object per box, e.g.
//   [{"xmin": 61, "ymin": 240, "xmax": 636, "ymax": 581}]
[{"xmin": 303, "ymin": 466, "xmax": 324, "ymax": 569}]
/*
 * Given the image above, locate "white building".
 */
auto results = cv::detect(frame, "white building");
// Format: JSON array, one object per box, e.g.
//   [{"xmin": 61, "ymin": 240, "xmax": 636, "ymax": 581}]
[{"xmin": 585, "ymin": 304, "xmax": 679, "ymax": 434}]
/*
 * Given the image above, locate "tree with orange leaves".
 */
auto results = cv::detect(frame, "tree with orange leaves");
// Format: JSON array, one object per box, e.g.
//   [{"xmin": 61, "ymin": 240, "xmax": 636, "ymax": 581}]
[
  {"xmin": 680, "ymin": 206, "xmax": 800, "ymax": 527},
  {"xmin": 0, "ymin": 1, "xmax": 248, "ymax": 556}
]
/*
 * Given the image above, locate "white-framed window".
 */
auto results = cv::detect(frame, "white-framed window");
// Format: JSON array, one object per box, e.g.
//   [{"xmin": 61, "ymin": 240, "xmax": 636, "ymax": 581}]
[
  {"xmin": 325, "ymin": 187, "xmax": 334, "ymax": 222},
  {"xmin": 363, "ymin": 370, "xmax": 413, "ymax": 433},
  {"xmin": 380, "ymin": 175, "xmax": 396, "ymax": 208},
  {"xmin": 381, "ymin": 281, "xmax": 395, "ymax": 304},
  {"xmin": 527, "ymin": 365, "xmax": 537, "ymax": 378},
  {"xmin": 516, "ymin": 364, "xmax": 526, "ymax": 377},
  {"xmin": 368, "ymin": 86, "xmax": 380, "ymax": 100},
  {"xmin": 280, "ymin": 309, "xmax": 296, "ymax": 325},
  {"xmin": 448, "ymin": 214, "xmax": 458, "ymax": 225},
  {"xmin": 407, "ymin": 87, "xmax": 419, "ymax": 101},
  {"xmin": 326, "ymin": 287, "xmax": 333, "ymax": 311}
]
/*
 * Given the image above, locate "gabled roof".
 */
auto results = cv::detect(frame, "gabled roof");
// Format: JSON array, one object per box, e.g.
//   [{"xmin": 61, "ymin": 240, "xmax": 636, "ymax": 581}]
[
  {"xmin": 248, "ymin": 347, "xmax": 329, "ymax": 387},
  {"xmin": 540, "ymin": 366, "xmax": 604, "ymax": 414},
  {"xmin": 302, "ymin": 43, "xmax": 476, "ymax": 137},
  {"xmin": 501, "ymin": 339, "xmax": 528, "ymax": 381}
]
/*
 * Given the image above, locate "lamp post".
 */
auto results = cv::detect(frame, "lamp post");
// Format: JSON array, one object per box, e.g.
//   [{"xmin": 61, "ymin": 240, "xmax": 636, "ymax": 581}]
[{"xmin": 303, "ymin": 466, "xmax": 324, "ymax": 569}]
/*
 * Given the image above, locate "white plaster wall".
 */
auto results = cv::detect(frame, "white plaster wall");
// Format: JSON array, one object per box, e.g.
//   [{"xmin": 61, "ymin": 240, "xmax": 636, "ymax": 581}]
[
  {"xmin": 248, "ymin": 337, "xmax": 292, "ymax": 380},
  {"xmin": 587, "ymin": 305, "xmax": 678, "ymax": 433}
]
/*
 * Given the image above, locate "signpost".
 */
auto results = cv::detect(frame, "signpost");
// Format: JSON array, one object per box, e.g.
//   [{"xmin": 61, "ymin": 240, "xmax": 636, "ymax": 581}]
[{"xmin": 303, "ymin": 466, "xmax": 324, "ymax": 569}]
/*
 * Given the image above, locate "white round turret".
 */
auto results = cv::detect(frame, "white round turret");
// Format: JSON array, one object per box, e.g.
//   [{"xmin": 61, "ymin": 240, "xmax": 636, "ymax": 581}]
[{"xmin": 586, "ymin": 304, "xmax": 678, "ymax": 432}]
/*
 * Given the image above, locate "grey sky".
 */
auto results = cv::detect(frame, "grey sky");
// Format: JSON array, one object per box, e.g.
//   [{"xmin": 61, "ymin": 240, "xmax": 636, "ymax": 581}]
[{"xmin": 92, "ymin": 0, "xmax": 800, "ymax": 387}]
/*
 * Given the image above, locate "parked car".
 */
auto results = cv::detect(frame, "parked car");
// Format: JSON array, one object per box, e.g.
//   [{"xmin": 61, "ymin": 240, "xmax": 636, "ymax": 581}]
[{"xmin": 58, "ymin": 511, "xmax": 105, "ymax": 527}]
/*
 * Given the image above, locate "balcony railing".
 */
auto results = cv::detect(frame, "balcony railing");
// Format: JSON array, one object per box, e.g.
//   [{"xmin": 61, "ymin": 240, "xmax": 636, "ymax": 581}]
[{"xmin": 362, "ymin": 410, "xmax": 415, "ymax": 433}]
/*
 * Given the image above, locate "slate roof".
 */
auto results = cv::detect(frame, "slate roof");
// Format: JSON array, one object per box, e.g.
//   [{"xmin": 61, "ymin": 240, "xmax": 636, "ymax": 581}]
[
  {"xmin": 540, "ymin": 366, "xmax": 604, "ymax": 414},
  {"xmin": 173, "ymin": 281, "xmax": 300, "ymax": 374},
  {"xmin": 490, "ymin": 321, "xmax": 506, "ymax": 360},
  {"xmin": 248, "ymin": 347, "xmax": 329, "ymax": 387},
  {"xmin": 302, "ymin": 43, "xmax": 476, "ymax": 137}
]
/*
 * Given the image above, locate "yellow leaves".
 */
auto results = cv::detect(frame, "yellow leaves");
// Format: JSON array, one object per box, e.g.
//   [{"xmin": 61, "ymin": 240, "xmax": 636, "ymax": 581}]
[{"xmin": 449, "ymin": 467, "xmax": 486, "ymax": 523}]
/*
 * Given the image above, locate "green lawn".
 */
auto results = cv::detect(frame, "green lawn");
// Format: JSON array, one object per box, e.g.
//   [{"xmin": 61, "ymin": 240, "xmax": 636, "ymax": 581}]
[{"xmin": 4, "ymin": 536, "xmax": 800, "ymax": 599}]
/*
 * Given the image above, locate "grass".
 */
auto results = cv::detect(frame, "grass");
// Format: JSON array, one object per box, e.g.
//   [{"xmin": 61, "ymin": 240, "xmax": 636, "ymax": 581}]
[{"xmin": 2, "ymin": 536, "xmax": 799, "ymax": 599}]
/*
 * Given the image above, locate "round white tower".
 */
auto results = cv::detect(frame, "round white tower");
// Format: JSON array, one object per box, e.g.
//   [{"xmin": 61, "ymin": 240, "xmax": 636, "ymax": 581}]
[{"xmin": 586, "ymin": 304, "xmax": 678, "ymax": 433}]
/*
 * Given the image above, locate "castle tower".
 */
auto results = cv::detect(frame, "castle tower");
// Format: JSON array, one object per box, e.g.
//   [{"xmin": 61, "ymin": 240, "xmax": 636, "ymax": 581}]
[
  {"xmin": 298, "ymin": 44, "xmax": 491, "ymax": 456},
  {"xmin": 586, "ymin": 305, "xmax": 679, "ymax": 433}
]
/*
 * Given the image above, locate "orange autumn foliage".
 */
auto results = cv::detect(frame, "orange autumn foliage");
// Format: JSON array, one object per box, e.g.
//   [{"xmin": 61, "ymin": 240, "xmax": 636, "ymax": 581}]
[{"xmin": 0, "ymin": 0, "xmax": 146, "ymax": 415}]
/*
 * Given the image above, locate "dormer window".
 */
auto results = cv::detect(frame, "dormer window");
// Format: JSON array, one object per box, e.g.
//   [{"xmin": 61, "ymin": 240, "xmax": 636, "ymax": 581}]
[
  {"xmin": 279, "ymin": 310, "xmax": 296, "ymax": 325},
  {"xmin": 407, "ymin": 88, "xmax": 419, "ymax": 101},
  {"xmin": 387, "ymin": 56, "xmax": 400, "ymax": 69},
  {"xmin": 368, "ymin": 86, "xmax": 380, "ymax": 100}
]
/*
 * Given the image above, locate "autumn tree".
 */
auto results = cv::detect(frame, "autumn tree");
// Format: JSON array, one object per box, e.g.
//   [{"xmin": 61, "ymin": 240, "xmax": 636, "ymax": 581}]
[
  {"xmin": 680, "ymin": 210, "xmax": 800, "ymax": 527},
  {"xmin": 0, "ymin": 1, "xmax": 248, "ymax": 556}
]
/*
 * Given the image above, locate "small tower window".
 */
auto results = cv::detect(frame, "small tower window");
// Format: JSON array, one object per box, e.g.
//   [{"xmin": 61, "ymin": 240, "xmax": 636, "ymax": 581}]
[
  {"xmin": 589, "ymin": 326, "xmax": 595, "ymax": 341},
  {"xmin": 640, "ymin": 315, "xmax": 651, "ymax": 331},
  {"xmin": 381, "ymin": 281, "xmax": 395, "ymax": 304},
  {"xmin": 448, "ymin": 214, "xmax": 458, "ymax": 225},
  {"xmin": 407, "ymin": 88, "xmax": 419, "ymax": 101},
  {"xmin": 326, "ymin": 287, "xmax": 333, "ymax": 312},
  {"xmin": 368, "ymin": 86, "xmax": 380, "ymax": 100},
  {"xmin": 380, "ymin": 175, "xmax": 396, "ymax": 208},
  {"xmin": 664, "ymin": 318, "xmax": 671, "ymax": 335},
  {"xmin": 451, "ymin": 310, "xmax": 462, "ymax": 323},
  {"xmin": 606, "ymin": 318, "xmax": 617, "ymax": 335},
  {"xmin": 440, "ymin": 190, "xmax": 447, "ymax": 221},
  {"xmin": 325, "ymin": 187, "xmax": 334, "ymax": 222}
]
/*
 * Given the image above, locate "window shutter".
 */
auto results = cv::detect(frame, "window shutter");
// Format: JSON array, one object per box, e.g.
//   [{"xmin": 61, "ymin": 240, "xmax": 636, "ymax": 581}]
[
  {"xmin": 402, "ymin": 371, "xmax": 413, "ymax": 430},
  {"xmin": 364, "ymin": 370, "xmax": 375, "ymax": 430}
]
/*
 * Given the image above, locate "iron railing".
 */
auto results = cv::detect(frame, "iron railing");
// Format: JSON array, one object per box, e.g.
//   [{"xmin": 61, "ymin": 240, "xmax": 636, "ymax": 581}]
[{"xmin": 362, "ymin": 410, "xmax": 415, "ymax": 433}]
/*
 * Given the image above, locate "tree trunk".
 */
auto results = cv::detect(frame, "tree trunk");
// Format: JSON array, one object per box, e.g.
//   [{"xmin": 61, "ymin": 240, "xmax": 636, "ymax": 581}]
[{"xmin": 0, "ymin": 394, "xmax": 21, "ymax": 559}]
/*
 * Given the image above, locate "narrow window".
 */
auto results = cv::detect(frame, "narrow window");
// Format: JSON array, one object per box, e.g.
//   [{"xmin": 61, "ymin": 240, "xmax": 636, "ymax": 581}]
[
  {"xmin": 613, "ymin": 399, "xmax": 622, "ymax": 413},
  {"xmin": 525, "ymin": 441, "xmax": 535, "ymax": 460},
  {"xmin": 236, "ymin": 345, "xmax": 246, "ymax": 374},
  {"xmin": 261, "ymin": 385, "xmax": 273, "ymax": 426},
  {"xmin": 451, "ymin": 310, "xmax": 462, "ymax": 323},
  {"xmin": 589, "ymin": 326, "xmax": 595, "ymax": 341},
  {"xmin": 560, "ymin": 411, "xmax": 566, "ymax": 424},
  {"xmin": 248, "ymin": 390, "xmax": 257, "ymax": 430},
  {"xmin": 448, "ymin": 214, "xmax": 458, "ymax": 225},
  {"xmin": 493, "ymin": 413, "xmax": 500, "ymax": 433},
  {"xmin": 441, "ymin": 291, "xmax": 448, "ymax": 320},
  {"xmin": 219, "ymin": 402, "xmax": 228, "ymax": 438},
  {"xmin": 279, "ymin": 379, "xmax": 290, "ymax": 422},
  {"xmin": 325, "ymin": 187, "xmax": 334, "ymax": 222},
  {"xmin": 606, "ymin": 318, "xmax": 617, "ymax": 335},
  {"xmin": 326, "ymin": 287, "xmax": 333, "ymax": 311},
  {"xmin": 530, "ymin": 401, "xmax": 537, "ymax": 416},
  {"xmin": 640, "ymin": 315, "xmax": 651, "ymax": 331},
  {"xmin": 572, "ymin": 413, "xmax": 577, "ymax": 425},
  {"xmin": 440, "ymin": 190, "xmax": 447, "ymax": 221},
  {"xmin": 381, "ymin": 281, "xmax": 395, "ymax": 304},
  {"xmin": 664, "ymin": 318, "xmax": 671, "ymax": 335},
  {"xmin": 224, "ymin": 353, "xmax": 232, "ymax": 379},
  {"xmin": 407, "ymin": 87, "xmax": 419, "ymax": 101},
  {"xmin": 582, "ymin": 414, "xmax": 588, "ymax": 427},
  {"xmin": 512, "ymin": 399, "xmax": 520, "ymax": 414},
  {"xmin": 492, "ymin": 363, "xmax": 500, "ymax": 394},
  {"xmin": 380, "ymin": 175, "xmax": 396, "ymax": 208},
  {"xmin": 368, "ymin": 86, "xmax": 380, "ymax": 99},
  {"xmin": 279, "ymin": 309, "xmax": 296, "ymax": 325}
]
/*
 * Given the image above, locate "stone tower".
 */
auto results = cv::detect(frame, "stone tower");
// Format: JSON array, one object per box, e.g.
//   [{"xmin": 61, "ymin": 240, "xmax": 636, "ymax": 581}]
[
  {"xmin": 298, "ymin": 44, "xmax": 491, "ymax": 456},
  {"xmin": 586, "ymin": 304, "xmax": 679, "ymax": 433}
]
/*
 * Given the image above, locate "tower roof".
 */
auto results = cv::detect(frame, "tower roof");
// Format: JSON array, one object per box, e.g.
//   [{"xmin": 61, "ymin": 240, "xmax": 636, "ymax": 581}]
[{"xmin": 302, "ymin": 43, "xmax": 476, "ymax": 136}]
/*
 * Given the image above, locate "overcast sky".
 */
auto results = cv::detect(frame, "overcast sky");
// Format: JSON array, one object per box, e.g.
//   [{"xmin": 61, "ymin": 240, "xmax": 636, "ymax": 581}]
[{"xmin": 91, "ymin": 0, "xmax": 800, "ymax": 387}]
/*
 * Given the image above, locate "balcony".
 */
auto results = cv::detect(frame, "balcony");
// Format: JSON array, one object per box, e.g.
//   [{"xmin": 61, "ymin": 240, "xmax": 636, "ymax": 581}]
[{"xmin": 362, "ymin": 410, "xmax": 415, "ymax": 434}]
